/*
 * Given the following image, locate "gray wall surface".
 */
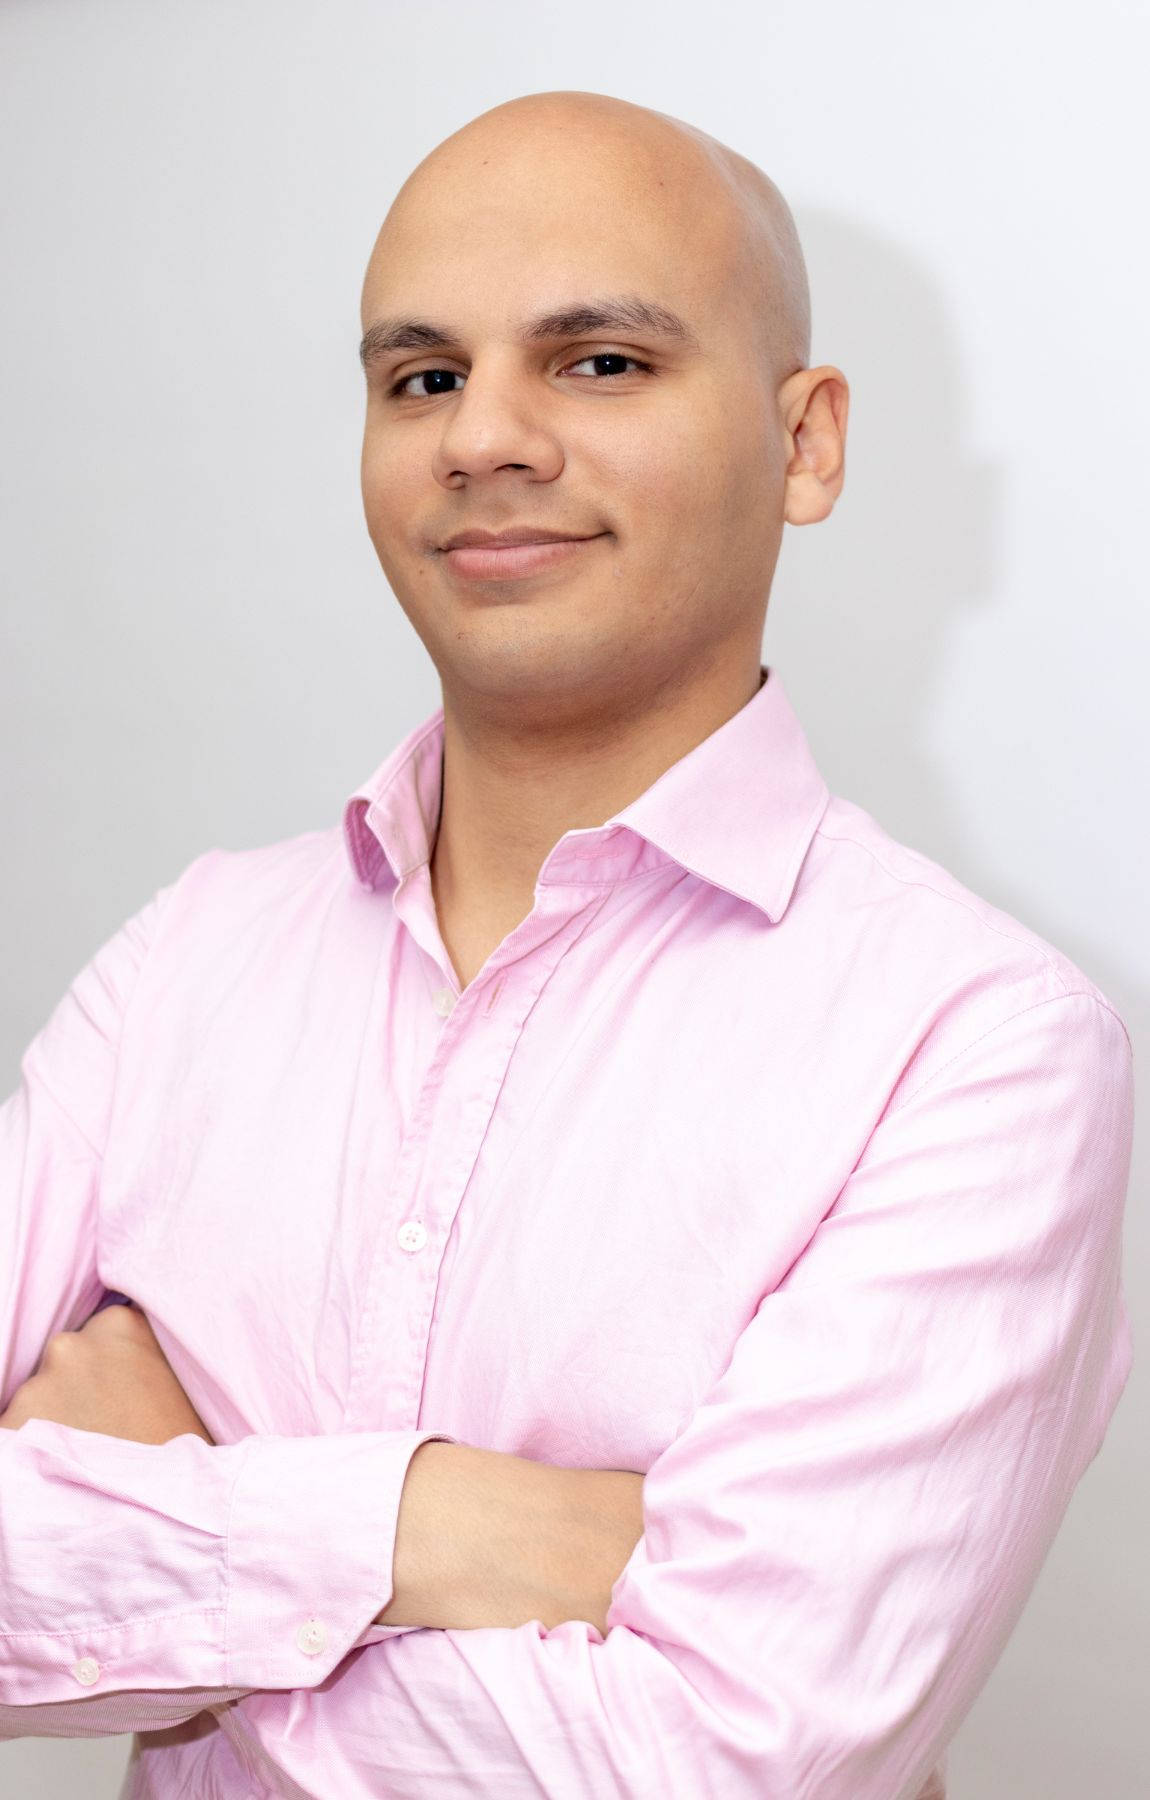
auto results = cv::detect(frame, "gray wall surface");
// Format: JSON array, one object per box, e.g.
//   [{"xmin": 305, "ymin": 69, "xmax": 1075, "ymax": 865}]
[{"xmin": 1, "ymin": 1, "xmax": 1146, "ymax": 1794}]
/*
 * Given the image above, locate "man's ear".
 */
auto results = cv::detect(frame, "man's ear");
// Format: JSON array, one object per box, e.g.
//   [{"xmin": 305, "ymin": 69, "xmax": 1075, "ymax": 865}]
[{"xmin": 779, "ymin": 366, "xmax": 849, "ymax": 525}]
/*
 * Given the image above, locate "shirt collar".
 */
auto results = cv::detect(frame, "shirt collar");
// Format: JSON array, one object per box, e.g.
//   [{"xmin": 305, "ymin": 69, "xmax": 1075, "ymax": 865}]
[{"xmin": 343, "ymin": 665, "xmax": 829, "ymax": 925}]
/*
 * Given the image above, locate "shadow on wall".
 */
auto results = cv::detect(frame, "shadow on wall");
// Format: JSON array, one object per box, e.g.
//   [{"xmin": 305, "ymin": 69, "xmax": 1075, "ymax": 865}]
[
  {"xmin": 764, "ymin": 205, "xmax": 1000, "ymax": 872},
  {"xmin": 766, "ymin": 208, "xmax": 1148, "ymax": 1800},
  {"xmin": 769, "ymin": 202, "xmax": 1147, "ymax": 1182},
  {"xmin": 765, "ymin": 204, "xmax": 1147, "ymax": 1050}
]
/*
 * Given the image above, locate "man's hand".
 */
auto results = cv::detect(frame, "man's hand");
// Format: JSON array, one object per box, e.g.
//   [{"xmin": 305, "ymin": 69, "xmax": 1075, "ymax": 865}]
[{"xmin": 0, "ymin": 1303, "xmax": 213, "ymax": 1444}]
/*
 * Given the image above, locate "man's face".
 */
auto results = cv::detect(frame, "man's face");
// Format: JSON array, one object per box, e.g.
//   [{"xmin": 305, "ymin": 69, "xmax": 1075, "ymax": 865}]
[{"xmin": 359, "ymin": 112, "xmax": 790, "ymax": 716}]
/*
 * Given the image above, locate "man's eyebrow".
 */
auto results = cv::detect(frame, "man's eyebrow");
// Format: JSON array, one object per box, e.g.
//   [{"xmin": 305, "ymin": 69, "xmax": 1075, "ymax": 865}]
[
  {"xmin": 521, "ymin": 297, "xmax": 699, "ymax": 347},
  {"xmin": 358, "ymin": 296, "xmax": 698, "ymax": 369},
  {"xmin": 359, "ymin": 319, "xmax": 455, "ymax": 367}
]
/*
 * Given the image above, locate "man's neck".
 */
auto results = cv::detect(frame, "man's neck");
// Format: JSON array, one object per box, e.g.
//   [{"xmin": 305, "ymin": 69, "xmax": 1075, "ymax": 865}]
[{"xmin": 427, "ymin": 656, "xmax": 765, "ymax": 987}]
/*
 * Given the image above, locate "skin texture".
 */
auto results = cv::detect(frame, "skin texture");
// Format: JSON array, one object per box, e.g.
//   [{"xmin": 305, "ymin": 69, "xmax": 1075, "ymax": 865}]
[
  {"xmin": 1, "ymin": 91, "xmax": 848, "ymax": 1633},
  {"xmin": 0, "ymin": 1304, "xmax": 212, "ymax": 1444},
  {"xmin": 358, "ymin": 90, "xmax": 848, "ymax": 986},
  {"xmin": 376, "ymin": 1442, "xmax": 646, "ymax": 1638}
]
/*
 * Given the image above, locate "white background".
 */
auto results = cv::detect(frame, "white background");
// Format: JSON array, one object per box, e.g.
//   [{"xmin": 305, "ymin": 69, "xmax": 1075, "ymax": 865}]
[{"xmin": 1, "ymin": 2, "xmax": 1146, "ymax": 1793}]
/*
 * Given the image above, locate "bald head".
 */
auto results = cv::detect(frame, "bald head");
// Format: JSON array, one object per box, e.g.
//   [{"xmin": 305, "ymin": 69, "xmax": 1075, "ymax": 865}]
[
  {"xmin": 370, "ymin": 90, "xmax": 811, "ymax": 379},
  {"xmin": 357, "ymin": 89, "xmax": 846, "ymax": 731}
]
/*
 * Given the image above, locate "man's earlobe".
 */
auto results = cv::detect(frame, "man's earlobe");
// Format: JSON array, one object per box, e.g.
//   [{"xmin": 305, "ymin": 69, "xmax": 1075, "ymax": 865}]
[{"xmin": 781, "ymin": 367, "xmax": 849, "ymax": 527}]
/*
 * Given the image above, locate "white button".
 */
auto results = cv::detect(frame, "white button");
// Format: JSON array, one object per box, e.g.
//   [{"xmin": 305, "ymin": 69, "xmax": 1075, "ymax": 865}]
[
  {"xmin": 396, "ymin": 1220, "xmax": 428, "ymax": 1254},
  {"xmin": 72, "ymin": 1657, "xmax": 100, "ymax": 1686},
  {"xmin": 432, "ymin": 987, "xmax": 456, "ymax": 1017},
  {"xmin": 295, "ymin": 1619, "xmax": 327, "ymax": 1657}
]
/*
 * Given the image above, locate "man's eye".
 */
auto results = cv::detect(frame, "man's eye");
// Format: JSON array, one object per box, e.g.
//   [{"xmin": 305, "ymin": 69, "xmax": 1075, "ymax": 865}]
[
  {"xmin": 565, "ymin": 353, "xmax": 648, "ymax": 378},
  {"xmin": 393, "ymin": 368, "xmax": 465, "ymax": 398}
]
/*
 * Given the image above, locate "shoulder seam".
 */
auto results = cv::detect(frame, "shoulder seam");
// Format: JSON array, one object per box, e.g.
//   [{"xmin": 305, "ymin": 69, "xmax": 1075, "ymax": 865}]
[{"xmin": 815, "ymin": 821, "xmax": 1074, "ymax": 981}]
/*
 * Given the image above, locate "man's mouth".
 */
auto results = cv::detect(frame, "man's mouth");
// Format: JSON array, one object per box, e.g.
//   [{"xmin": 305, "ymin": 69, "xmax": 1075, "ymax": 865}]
[{"xmin": 438, "ymin": 527, "xmax": 608, "ymax": 581}]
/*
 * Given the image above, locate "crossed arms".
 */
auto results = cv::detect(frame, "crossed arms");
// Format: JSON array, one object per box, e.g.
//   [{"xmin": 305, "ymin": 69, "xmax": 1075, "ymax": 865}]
[
  {"xmin": 0, "ymin": 895, "xmax": 1135, "ymax": 1797},
  {"xmin": 1, "ymin": 1310, "xmax": 644, "ymax": 1638}
]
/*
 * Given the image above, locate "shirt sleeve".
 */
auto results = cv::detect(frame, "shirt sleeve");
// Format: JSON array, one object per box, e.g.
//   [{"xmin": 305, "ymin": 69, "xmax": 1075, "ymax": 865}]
[
  {"xmin": 0, "ymin": 901, "xmax": 455, "ymax": 1738},
  {"xmin": 223, "ymin": 988, "xmax": 1133, "ymax": 1800}
]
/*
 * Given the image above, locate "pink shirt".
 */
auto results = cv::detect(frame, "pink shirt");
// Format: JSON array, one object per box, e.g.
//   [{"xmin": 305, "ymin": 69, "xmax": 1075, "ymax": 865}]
[{"xmin": 0, "ymin": 667, "xmax": 1132, "ymax": 1799}]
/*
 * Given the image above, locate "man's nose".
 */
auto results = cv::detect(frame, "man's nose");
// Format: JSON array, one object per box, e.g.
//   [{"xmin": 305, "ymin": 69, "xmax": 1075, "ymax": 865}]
[{"xmin": 431, "ymin": 362, "xmax": 564, "ymax": 489}]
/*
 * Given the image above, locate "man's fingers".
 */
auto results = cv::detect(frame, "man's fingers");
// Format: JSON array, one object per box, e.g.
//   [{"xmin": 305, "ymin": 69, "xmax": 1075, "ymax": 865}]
[{"xmin": 79, "ymin": 1302, "xmax": 157, "ymax": 1344}]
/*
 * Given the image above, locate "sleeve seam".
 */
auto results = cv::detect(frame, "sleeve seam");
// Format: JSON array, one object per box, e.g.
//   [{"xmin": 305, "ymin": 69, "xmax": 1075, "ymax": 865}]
[
  {"xmin": 18, "ymin": 1065, "xmax": 107, "ymax": 1163},
  {"xmin": 888, "ymin": 990, "xmax": 1132, "ymax": 1119}
]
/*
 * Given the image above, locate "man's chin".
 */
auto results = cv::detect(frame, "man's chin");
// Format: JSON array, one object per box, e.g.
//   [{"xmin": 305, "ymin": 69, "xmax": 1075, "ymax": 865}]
[{"xmin": 427, "ymin": 621, "xmax": 636, "ymax": 705}]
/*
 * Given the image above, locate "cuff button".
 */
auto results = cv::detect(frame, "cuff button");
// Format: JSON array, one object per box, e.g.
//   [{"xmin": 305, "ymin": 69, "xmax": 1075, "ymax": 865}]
[
  {"xmin": 72, "ymin": 1657, "xmax": 101, "ymax": 1686},
  {"xmin": 295, "ymin": 1619, "xmax": 327, "ymax": 1657}
]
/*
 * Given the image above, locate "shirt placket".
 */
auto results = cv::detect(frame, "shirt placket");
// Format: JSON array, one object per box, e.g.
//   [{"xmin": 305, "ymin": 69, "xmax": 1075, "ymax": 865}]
[{"xmin": 339, "ymin": 874, "xmax": 615, "ymax": 1434}]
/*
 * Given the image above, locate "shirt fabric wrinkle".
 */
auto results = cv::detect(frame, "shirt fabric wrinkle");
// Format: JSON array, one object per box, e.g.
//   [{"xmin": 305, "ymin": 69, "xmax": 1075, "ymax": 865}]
[{"xmin": 0, "ymin": 664, "xmax": 1132, "ymax": 1800}]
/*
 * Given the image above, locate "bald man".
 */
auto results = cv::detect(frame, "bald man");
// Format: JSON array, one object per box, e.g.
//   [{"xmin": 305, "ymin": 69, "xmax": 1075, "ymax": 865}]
[{"xmin": 0, "ymin": 93, "xmax": 1131, "ymax": 1800}]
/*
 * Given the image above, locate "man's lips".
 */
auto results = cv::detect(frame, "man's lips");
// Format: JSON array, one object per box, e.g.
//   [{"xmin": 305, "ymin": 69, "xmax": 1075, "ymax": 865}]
[{"xmin": 438, "ymin": 529, "xmax": 608, "ymax": 580}]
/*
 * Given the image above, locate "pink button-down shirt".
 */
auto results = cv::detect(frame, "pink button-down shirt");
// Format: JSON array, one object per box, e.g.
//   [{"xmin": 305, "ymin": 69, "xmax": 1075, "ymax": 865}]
[{"xmin": 0, "ymin": 667, "xmax": 1133, "ymax": 1799}]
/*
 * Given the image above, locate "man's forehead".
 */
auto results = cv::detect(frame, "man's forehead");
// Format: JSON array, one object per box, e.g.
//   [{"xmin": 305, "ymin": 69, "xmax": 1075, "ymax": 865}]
[
  {"xmin": 363, "ymin": 178, "xmax": 741, "ymax": 339},
  {"xmin": 362, "ymin": 93, "xmax": 811, "ymax": 374},
  {"xmin": 368, "ymin": 103, "xmax": 745, "ymax": 284}
]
